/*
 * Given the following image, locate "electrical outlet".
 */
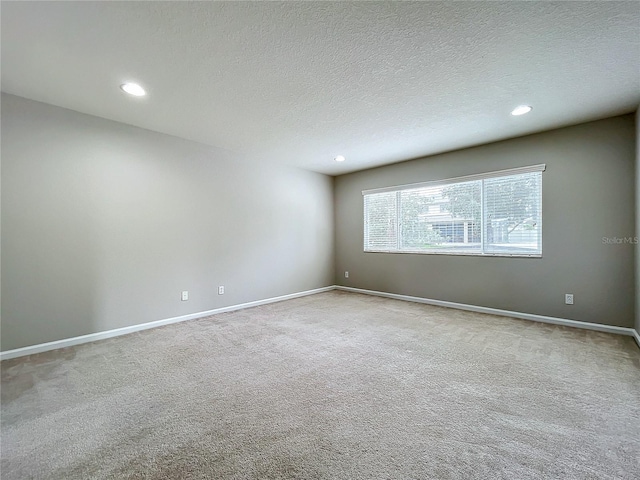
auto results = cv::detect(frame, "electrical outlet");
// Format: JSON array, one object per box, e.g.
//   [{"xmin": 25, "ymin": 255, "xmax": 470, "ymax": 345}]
[
  {"xmin": 565, "ymin": 293, "xmax": 574, "ymax": 305},
  {"xmin": 218, "ymin": 286, "xmax": 224, "ymax": 295},
  {"xmin": 181, "ymin": 291, "xmax": 189, "ymax": 301},
  {"xmin": 345, "ymin": 271, "xmax": 349, "ymax": 278}
]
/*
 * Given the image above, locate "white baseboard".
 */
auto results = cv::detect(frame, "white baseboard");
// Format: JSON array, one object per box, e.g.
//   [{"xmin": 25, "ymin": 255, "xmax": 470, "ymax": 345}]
[
  {"xmin": 336, "ymin": 286, "xmax": 638, "ymax": 340},
  {"xmin": 0, "ymin": 286, "xmax": 335, "ymax": 361},
  {"xmin": 3, "ymin": 285, "xmax": 638, "ymax": 360}
]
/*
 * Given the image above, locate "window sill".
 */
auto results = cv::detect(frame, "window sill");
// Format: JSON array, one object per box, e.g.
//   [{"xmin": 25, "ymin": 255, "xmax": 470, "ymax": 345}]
[{"xmin": 364, "ymin": 250, "xmax": 542, "ymax": 258}]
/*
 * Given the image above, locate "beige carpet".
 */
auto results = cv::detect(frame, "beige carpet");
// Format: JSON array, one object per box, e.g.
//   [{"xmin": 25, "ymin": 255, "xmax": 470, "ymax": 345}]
[{"xmin": 1, "ymin": 291, "xmax": 639, "ymax": 479}]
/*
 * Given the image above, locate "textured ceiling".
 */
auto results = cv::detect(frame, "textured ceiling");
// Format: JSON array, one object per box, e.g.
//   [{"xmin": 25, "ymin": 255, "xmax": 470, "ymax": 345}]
[{"xmin": 2, "ymin": 1, "xmax": 639, "ymax": 175}]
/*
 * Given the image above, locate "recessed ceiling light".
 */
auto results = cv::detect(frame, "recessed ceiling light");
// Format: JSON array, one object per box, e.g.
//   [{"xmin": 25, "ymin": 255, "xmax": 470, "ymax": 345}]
[
  {"xmin": 511, "ymin": 105, "xmax": 532, "ymax": 116},
  {"xmin": 120, "ymin": 83, "xmax": 146, "ymax": 97},
  {"xmin": 334, "ymin": 155, "xmax": 346, "ymax": 162}
]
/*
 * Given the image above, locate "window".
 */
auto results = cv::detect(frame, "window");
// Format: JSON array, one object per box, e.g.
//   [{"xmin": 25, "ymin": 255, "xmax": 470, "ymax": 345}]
[{"xmin": 363, "ymin": 165, "xmax": 544, "ymax": 257}]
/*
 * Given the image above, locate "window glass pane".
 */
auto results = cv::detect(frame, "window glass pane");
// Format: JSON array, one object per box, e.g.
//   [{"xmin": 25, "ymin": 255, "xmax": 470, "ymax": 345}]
[
  {"xmin": 483, "ymin": 172, "xmax": 541, "ymax": 254},
  {"xmin": 364, "ymin": 191, "xmax": 397, "ymax": 251},
  {"xmin": 401, "ymin": 181, "xmax": 481, "ymax": 252},
  {"xmin": 440, "ymin": 180, "xmax": 482, "ymax": 251}
]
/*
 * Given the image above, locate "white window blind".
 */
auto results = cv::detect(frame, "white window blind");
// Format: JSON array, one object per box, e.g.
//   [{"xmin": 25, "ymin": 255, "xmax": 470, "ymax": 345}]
[
  {"xmin": 363, "ymin": 165, "xmax": 544, "ymax": 257},
  {"xmin": 364, "ymin": 191, "xmax": 397, "ymax": 251}
]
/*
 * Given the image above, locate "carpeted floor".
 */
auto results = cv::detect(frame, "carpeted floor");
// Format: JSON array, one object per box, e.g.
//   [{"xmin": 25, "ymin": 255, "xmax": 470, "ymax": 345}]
[{"xmin": 1, "ymin": 291, "xmax": 639, "ymax": 479}]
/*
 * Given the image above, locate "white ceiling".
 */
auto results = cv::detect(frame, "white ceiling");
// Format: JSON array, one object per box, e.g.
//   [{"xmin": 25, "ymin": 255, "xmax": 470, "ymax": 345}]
[{"xmin": 2, "ymin": 1, "xmax": 639, "ymax": 176}]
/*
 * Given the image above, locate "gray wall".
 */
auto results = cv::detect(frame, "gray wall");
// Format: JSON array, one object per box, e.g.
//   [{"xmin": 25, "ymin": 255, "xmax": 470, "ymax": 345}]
[
  {"xmin": 1, "ymin": 94, "xmax": 335, "ymax": 351},
  {"xmin": 335, "ymin": 115, "xmax": 636, "ymax": 328},
  {"xmin": 636, "ymin": 109, "xmax": 640, "ymax": 334}
]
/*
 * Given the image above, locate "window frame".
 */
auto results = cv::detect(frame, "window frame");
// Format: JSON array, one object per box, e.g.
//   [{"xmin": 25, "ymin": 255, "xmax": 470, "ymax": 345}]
[{"xmin": 363, "ymin": 164, "xmax": 545, "ymax": 258}]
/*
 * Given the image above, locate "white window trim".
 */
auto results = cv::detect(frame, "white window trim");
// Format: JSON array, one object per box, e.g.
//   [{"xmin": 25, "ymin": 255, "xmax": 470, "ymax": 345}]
[
  {"xmin": 363, "ymin": 165, "xmax": 545, "ymax": 258},
  {"xmin": 362, "ymin": 164, "xmax": 546, "ymax": 196}
]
